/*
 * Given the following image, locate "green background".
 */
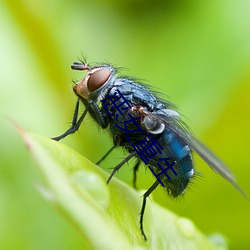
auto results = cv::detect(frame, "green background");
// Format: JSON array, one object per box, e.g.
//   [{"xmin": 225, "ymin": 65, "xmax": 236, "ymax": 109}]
[{"xmin": 0, "ymin": 0, "xmax": 250, "ymax": 249}]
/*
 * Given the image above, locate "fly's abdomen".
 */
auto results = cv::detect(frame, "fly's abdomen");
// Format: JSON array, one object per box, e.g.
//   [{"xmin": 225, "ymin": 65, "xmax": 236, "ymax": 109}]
[{"xmin": 150, "ymin": 128, "xmax": 194, "ymax": 197}]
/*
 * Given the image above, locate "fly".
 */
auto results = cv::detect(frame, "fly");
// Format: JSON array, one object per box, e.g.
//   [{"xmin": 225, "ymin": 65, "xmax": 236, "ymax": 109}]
[{"xmin": 52, "ymin": 60, "xmax": 247, "ymax": 240}]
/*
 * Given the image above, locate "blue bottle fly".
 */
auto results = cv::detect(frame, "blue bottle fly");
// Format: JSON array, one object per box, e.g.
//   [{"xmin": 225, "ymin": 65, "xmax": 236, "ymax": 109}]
[{"xmin": 52, "ymin": 60, "xmax": 246, "ymax": 240}]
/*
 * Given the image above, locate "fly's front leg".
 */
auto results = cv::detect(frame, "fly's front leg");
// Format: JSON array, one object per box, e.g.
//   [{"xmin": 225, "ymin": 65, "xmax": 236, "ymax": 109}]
[
  {"xmin": 52, "ymin": 99, "xmax": 89, "ymax": 141},
  {"xmin": 88, "ymin": 100, "xmax": 108, "ymax": 129}
]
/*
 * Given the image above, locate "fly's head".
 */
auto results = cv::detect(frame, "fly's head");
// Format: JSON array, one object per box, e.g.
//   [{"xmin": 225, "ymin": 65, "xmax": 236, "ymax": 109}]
[{"xmin": 72, "ymin": 61, "xmax": 116, "ymax": 100}]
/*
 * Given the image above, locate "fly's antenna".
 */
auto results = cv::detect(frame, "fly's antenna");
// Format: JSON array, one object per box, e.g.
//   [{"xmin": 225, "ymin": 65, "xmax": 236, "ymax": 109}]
[{"xmin": 71, "ymin": 61, "xmax": 89, "ymax": 71}]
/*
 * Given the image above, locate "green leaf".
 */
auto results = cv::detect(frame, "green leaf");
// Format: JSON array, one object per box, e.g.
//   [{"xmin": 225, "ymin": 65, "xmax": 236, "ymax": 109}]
[{"xmin": 19, "ymin": 127, "xmax": 227, "ymax": 250}]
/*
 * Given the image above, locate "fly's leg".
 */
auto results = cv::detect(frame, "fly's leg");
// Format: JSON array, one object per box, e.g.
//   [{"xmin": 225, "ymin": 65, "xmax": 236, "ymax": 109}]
[
  {"xmin": 96, "ymin": 146, "xmax": 116, "ymax": 165},
  {"xmin": 140, "ymin": 179, "xmax": 160, "ymax": 240},
  {"xmin": 52, "ymin": 99, "xmax": 108, "ymax": 141},
  {"xmin": 103, "ymin": 149, "xmax": 141, "ymax": 188},
  {"xmin": 107, "ymin": 151, "xmax": 137, "ymax": 184},
  {"xmin": 89, "ymin": 100, "xmax": 108, "ymax": 129},
  {"xmin": 52, "ymin": 99, "xmax": 89, "ymax": 141},
  {"xmin": 133, "ymin": 159, "xmax": 141, "ymax": 189}
]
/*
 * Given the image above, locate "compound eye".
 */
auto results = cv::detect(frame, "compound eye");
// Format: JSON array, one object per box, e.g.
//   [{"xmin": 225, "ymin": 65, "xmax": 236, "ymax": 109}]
[{"xmin": 87, "ymin": 68, "xmax": 111, "ymax": 92}]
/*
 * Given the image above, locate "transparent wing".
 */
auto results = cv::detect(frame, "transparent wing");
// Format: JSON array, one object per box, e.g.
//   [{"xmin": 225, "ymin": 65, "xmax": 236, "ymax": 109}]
[
  {"xmin": 145, "ymin": 109, "xmax": 247, "ymax": 198},
  {"xmin": 179, "ymin": 129, "xmax": 247, "ymax": 198}
]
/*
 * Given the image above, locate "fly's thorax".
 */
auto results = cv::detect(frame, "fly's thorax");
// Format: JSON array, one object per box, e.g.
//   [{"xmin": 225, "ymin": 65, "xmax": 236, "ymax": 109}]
[
  {"xmin": 141, "ymin": 116, "xmax": 165, "ymax": 134},
  {"xmin": 73, "ymin": 64, "xmax": 117, "ymax": 101},
  {"xmin": 140, "ymin": 109, "xmax": 181, "ymax": 135}
]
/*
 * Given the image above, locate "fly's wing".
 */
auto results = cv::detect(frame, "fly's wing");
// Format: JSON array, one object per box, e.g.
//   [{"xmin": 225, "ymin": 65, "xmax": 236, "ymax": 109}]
[
  {"xmin": 181, "ymin": 131, "xmax": 248, "ymax": 198},
  {"xmin": 149, "ymin": 109, "xmax": 248, "ymax": 198}
]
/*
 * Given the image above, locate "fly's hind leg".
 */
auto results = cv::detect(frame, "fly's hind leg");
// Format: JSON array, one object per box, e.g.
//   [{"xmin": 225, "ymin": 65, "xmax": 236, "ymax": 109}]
[
  {"xmin": 133, "ymin": 159, "xmax": 141, "ymax": 189},
  {"xmin": 140, "ymin": 179, "xmax": 160, "ymax": 240}
]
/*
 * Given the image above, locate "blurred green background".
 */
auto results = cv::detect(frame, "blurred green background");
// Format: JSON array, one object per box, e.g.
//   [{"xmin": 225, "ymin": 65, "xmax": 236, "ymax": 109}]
[{"xmin": 0, "ymin": 0, "xmax": 250, "ymax": 249}]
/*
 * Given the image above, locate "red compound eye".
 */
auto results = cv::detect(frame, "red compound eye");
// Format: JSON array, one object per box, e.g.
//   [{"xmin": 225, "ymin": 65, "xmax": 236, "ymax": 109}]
[{"xmin": 87, "ymin": 68, "xmax": 111, "ymax": 92}]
